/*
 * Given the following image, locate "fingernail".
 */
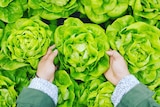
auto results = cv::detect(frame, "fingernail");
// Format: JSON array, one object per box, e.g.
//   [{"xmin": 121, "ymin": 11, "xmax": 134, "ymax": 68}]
[{"xmin": 54, "ymin": 49, "xmax": 58, "ymax": 54}]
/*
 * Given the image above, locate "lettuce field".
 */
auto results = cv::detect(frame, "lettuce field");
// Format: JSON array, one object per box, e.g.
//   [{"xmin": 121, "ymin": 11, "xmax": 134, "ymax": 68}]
[{"xmin": 0, "ymin": 0, "xmax": 160, "ymax": 107}]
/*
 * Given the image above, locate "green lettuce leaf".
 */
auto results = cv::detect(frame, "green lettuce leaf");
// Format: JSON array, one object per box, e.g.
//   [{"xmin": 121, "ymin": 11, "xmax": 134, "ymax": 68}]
[
  {"xmin": 154, "ymin": 88, "xmax": 160, "ymax": 104},
  {"xmin": 54, "ymin": 70, "xmax": 75, "ymax": 107},
  {"xmin": 129, "ymin": 0, "xmax": 160, "ymax": 25},
  {"xmin": 0, "ymin": 75, "xmax": 17, "ymax": 107},
  {"xmin": 148, "ymin": 72, "xmax": 160, "ymax": 104},
  {"xmin": 0, "ymin": 66, "xmax": 34, "ymax": 94},
  {"xmin": 0, "ymin": 20, "xmax": 4, "ymax": 50},
  {"xmin": 0, "ymin": 52, "xmax": 28, "ymax": 70},
  {"xmin": 0, "ymin": 0, "xmax": 27, "ymax": 23}
]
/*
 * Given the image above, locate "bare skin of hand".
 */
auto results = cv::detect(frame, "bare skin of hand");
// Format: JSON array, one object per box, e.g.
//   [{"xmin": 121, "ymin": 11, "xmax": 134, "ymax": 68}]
[
  {"xmin": 37, "ymin": 45, "xmax": 58, "ymax": 82},
  {"xmin": 104, "ymin": 50, "xmax": 130, "ymax": 85}
]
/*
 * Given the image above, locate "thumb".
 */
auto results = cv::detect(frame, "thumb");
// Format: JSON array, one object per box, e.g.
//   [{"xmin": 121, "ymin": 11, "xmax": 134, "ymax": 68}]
[{"xmin": 48, "ymin": 49, "xmax": 58, "ymax": 62}]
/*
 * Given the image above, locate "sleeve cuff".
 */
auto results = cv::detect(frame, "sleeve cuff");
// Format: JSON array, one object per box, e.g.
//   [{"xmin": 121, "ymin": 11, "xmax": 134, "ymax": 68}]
[
  {"xmin": 111, "ymin": 74, "xmax": 140, "ymax": 107},
  {"xmin": 28, "ymin": 77, "xmax": 58, "ymax": 105}
]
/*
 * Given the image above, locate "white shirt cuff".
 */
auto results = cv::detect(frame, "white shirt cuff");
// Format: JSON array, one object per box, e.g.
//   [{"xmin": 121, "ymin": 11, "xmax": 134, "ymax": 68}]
[
  {"xmin": 111, "ymin": 74, "xmax": 140, "ymax": 107},
  {"xmin": 28, "ymin": 77, "xmax": 58, "ymax": 105}
]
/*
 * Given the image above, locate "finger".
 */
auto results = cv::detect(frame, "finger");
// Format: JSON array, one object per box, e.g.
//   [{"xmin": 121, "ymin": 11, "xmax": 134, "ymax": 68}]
[
  {"xmin": 40, "ymin": 54, "xmax": 48, "ymax": 61},
  {"xmin": 106, "ymin": 50, "xmax": 114, "ymax": 56},
  {"xmin": 40, "ymin": 45, "xmax": 56, "ymax": 60},
  {"xmin": 48, "ymin": 49, "xmax": 58, "ymax": 62},
  {"xmin": 46, "ymin": 45, "xmax": 56, "ymax": 56},
  {"xmin": 106, "ymin": 50, "xmax": 121, "ymax": 59}
]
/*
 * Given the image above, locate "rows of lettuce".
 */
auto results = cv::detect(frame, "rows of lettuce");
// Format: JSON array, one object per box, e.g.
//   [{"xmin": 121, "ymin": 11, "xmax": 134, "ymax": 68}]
[
  {"xmin": 0, "ymin": 0, "xmax": 160, "ymax": 107},
  {"xmin": 0, "ymin": 0, "xmax": 160, "ymax": 25}
]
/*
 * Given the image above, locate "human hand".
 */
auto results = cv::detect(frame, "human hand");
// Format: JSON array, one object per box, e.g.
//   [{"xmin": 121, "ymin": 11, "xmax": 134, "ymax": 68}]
[
  {"xmin": 104, "ymin": 50, "xmax": 130, "ymax": 85},
  {"xmin": 36, "ymin": 45, "xmax": 58, "ymax": 82}
]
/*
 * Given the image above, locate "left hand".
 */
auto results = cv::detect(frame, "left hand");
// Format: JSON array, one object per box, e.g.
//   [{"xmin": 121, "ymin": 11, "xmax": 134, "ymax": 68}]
[{"xmin": 36, "ymin": 45, "xmax": 58, "ymax": 82}]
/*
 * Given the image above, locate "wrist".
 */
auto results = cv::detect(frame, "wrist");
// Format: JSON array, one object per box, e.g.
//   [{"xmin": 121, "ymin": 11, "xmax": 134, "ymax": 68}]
[
  {"xmin": 36, "ymin": 73, "xmax": 40, "ymax": 78},
  {"xmin": 116, "ymin": 73, "xmax": 130, "ymax": 85},
  {"xmin": 36, "ymin": 73, "xmax": 54, "ymax": 82}
]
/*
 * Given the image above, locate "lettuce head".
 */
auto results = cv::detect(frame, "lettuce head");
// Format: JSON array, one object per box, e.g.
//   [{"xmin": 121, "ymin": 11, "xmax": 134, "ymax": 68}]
[
  {"xmin": 28, "ymin": 0, "xmax": 78, "ymax": 20},
  {"xmin": 106, "ymin": 15, "xmax": 160, "ymax": 84},
  {"xmin": 1, "ymin": 17, "xmax": 53, "ymax": 69},
  {"xmin": 78, "ymin": 0, "xmax": 129, "ymax": 24},
  {"xmin": 54, "ymin": 17, "xmax": 110, "ymax": 81}
]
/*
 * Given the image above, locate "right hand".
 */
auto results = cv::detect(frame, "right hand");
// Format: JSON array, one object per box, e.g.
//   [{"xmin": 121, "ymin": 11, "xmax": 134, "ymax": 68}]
[{"xmin": 104, "ymin": 50, "xmax": 130, "ymax": 85}]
